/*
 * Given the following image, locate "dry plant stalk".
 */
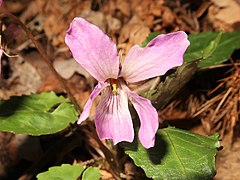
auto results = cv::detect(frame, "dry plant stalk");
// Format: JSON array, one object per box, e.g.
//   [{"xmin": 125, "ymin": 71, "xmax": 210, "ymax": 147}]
[{"xmin": 194, "ymin": 62, "xmax": 240, "ymax": 141}]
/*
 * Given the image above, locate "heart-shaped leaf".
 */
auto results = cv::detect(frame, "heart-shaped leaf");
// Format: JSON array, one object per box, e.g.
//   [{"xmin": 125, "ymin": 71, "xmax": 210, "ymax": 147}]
[
  {"xmin": 36, "ymin": 164, "xmax": 102, "ymax": 180},
  {"xmin": 185, "ymin": 31, "xmax": 240, "ymax": 68},
  {"xmin": 123, "ymin": 127, "xmax": 220, "ymax": 180},
  {"xmin": 0, "ymin": 92, "xmax": 78, "ymax": 135}
]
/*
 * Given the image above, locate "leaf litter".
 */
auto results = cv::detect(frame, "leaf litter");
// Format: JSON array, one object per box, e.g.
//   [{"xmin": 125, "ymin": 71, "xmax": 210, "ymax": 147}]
[{"xmin": 0, "ymin": 0, "xmax": 239, "ymax": 179}]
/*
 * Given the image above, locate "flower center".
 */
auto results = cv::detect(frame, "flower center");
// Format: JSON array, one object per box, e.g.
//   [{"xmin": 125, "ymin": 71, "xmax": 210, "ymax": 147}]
[{"xmin": 110, "ymin": 78, "xmax": 118, "ymax": 94}]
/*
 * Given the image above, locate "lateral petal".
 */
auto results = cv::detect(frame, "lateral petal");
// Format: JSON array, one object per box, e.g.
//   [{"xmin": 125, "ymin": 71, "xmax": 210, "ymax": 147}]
[
  {"xmin": 120, "ymin": 31, "xmax": 190, "ymax": 83},
  {"xmin": 78, "ymin": 81, "xmax": 109, "ymax": 124},
  {"xmin": 123, "ymin": 85, "xmax": 159, "ymax": 148},
  {"xmin": 65, "ymin": 17, "xmax": 119, "ymax": 82},
  {"xmin": 95, "ymin": 87, "xmax": 134, "ymax": 144}
]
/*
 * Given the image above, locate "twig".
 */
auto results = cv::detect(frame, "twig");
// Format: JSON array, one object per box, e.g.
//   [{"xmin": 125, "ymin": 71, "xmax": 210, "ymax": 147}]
[
  {"xmin": 0, "ymin": 12, "xmax": 81, "ymax": 112},
  {"xmin": 211, "ymin": 87, "xmax": 232, "ymax": 121},
  {"xmin": 203, "ymin": 63, "xmax": 240, "ymax": 70},
  {"xmin": 193, "ymin": 94, "xmax": 222, "ymax": 117}
]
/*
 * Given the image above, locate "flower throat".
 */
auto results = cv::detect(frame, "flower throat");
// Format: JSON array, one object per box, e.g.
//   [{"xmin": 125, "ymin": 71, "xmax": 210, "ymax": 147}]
[{"xmin": 110, "ymin": 78, "xmax": 118, "ymax": 94}]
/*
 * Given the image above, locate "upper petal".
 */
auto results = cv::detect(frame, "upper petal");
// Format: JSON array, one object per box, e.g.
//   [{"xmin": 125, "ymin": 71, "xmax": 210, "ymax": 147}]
[
  {"xmin": 65, "ymin": 17, "xmax": 120, "ymax": 82},
  {"xmin": 77, "ymin": 81, "xmax": 109, "ymax": 124},
  {"xmin": 95, "ymin": 87, "xmax": 134, "ymax": 144},
  {"xmin": 120, "ymin": 31, "xmax": 190, "ymax": 83},
  {"xmin": 122, "ymin": 85, "xmax": 159, "ymax": 148}
]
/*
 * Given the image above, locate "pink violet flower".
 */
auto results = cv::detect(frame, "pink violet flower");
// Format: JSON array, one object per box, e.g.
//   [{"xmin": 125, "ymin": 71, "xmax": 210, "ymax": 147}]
[{"xmin": 65, "ymin": 17, "xmax": 190, "ymax": 148}]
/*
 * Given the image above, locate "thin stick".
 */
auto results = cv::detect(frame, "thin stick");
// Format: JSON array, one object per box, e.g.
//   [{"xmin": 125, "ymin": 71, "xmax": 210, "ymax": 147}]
[
  {"xmin": 211, "ymin": 87, "xmax": 232, "ymax": 121},
  {"xmin": 0, "ymin": 12, "xmax": 81, "ymax": 112},
  {"xmin": 193, "ymin": 94, "xmax": 223, "ymax": 117}
]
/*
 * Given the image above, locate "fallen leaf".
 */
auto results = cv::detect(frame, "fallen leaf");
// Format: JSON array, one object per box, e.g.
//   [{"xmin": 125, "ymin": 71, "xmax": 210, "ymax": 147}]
[
  {"xmin": 118, "ymin": 15, "xmax": 150, "ymax": 47},
  {"xmin": 0, "ymin": 56, "xmax": 41, "ymax": 100},
  {"xmin": 208, "ymin": 0, "xmax": 240, "ymax": 31},
  {"xmin": 53, "ymin": 59, "xmax": 91, "ymax": 80}
]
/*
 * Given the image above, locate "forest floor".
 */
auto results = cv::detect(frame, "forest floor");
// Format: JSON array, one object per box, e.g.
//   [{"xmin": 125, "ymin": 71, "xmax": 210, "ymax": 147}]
[{"xmin": 0, "ymin": 0, "xmax": 240, "ymax": 179}]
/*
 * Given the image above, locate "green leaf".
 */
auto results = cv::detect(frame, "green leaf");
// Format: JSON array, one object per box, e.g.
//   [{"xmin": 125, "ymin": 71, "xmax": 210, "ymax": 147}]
[
  {"xmin": 202, "ymin": 32, "xmax": 222, "ymax": 60},
  {"xmin": 37, "ymin": 164, "xmax": 85, "ymax": 180},
  {"xmin": 185, "ymin": 31, "xmax": 240, "ymax": 68},
  {"xmin": 141, "ymin": 31, "xmax": 240, "ymax": 68},
  {"xmin": 82, "ymin": 166, "xmax": 102, "ymax": 180},
  {"xmin": 0, "ymin": 92, "xmax": 78, "ymax": 135},
  {"xmin": 123, "ymin": 127, "xmax": 220, "ymax": 180},
  {"xmin": 142, "ymin": 89, "xmax": 157, "ymax": 99},
  {"xmin": 36, "ymin": 164, "xmax": 101, "ymax": 180}
]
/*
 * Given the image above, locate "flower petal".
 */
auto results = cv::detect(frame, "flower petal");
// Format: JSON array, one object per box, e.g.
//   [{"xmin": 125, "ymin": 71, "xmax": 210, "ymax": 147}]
[
  {"xmin": 120, "ymin": 31, "xmax": 190, "ymax": 83},
  {"xmin": 122, "ymin": 85, "xmax": 159, "ymax": 148},
  {"xmin": 95, "ymin": 87, "xmax": 134, "ymax": 144},
  {"xmin": 78, "ymin": 81, "xmax": 109, "ymax": 124},
  {"xmin": 65, "ymin": 17, "xmax": 120, "ymax": 82}
]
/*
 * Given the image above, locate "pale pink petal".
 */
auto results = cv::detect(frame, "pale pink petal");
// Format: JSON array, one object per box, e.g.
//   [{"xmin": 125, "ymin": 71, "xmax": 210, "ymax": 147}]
[
  {"xmin": 95, "ymin": 87, "xmax": 134, "ymax": 144},
  {"xmin": 120, "ymin": 31, "xmax": 190, "ymax": 83},
  {"xmin": 78, "ymin": 81, "xmax": 109, "ymax": 124},
  {"xmin": 65, "ymin": 17, "xmax": 119, "ymax": 82},
  {"xmin": 122, "ymin": 85, "xmax": 159, "ymax": 148}
]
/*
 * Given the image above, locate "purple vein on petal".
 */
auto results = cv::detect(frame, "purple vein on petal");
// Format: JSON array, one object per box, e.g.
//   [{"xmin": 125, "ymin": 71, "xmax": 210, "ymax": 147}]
[{"xmin": 95, "ymin": 87, "xmax": 134, "ymax": 144}]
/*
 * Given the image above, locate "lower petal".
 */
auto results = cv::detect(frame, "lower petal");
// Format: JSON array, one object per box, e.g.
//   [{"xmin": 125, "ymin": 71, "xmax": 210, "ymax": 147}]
[
  {"xmin": 95, "ymin": 87, "xmax": 134, "ymax": 144},
  {"xmin": 78, "ymin": 81, "xmax": 108, "ymax": 124},
  {"xmin": 123, "ymin": 85, "xmax": 159, "ymax": 148}
]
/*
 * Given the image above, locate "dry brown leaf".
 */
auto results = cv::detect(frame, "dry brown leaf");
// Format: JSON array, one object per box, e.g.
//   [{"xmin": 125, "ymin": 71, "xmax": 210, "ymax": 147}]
[
  {"xmin": 149, "ymin": 1, "xmax": 164, "ymax": 17},
  {"xmin": 208, "ymin": 0, "xmax": 240, "ymax": 31},
  {"xmin": 37, "ymin": 74, "xmax": 62, "ymax": 93},
  {"xmin": 162, "ymin": 7, "xmax": 175, "ymax": 25},
  {"xmin": 106, "ymin": 15, "xmax": 121, "ymax": 31},
  {"xmin": 80, "ymin": 10, "xmax": 106, "ymax": 32},
  {"xmin": 20, "ymin": 0, "xmax": 39, "ymax": 23},
  {"xmin": 131, "ymin": 0, "xmax": 150, "ymax": 18},
  {"xmin": 36, "ymin": 0, "xmax": 92, "ymax": 47},
  {"xmin": 22, "ymin": 51, "xmax": 62, "ymax": 93},
  {"xmin": 53, "ymin": 59, "xmax": 91, "ymax": 80},
  {"xmin": 116, "ymin": 0, "xmax": 130, "ymax": 17},
  {"xmin": 0, "ymin": 56, "xmax": 41, "ymax": 100},
  {"xmin": 118, "ymin": 15, "xmax": 150, "ymax": 46},
  {"xmin": 100, "ymin": 169, "xmax": 114, "ymax": 180},
  {"xmin": 2, "ymin": 1, "xmax": 27, "ymax": 14}
]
